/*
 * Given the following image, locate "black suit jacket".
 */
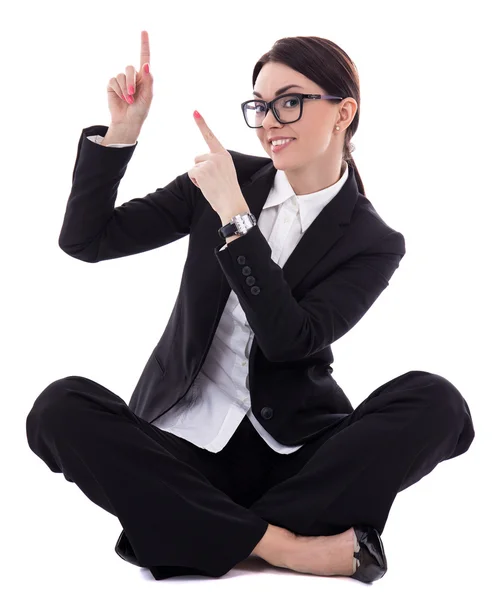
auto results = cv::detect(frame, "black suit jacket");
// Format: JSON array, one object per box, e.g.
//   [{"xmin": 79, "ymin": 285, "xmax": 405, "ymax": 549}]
[{"xmin": 59, "ymin": 124, "xmax": 406, "ymax": 446}]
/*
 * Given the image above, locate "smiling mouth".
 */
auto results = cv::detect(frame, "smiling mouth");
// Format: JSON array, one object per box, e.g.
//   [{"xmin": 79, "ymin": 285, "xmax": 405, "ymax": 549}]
[{"xmin": 270, "ymin": 138, "xmax": 296, "ymax": 152}]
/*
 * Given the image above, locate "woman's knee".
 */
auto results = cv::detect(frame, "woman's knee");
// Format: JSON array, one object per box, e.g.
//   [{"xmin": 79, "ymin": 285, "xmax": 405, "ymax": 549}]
[
  {"xmin": 411, "ymin": 371, "xmax": 474, "ymax": 451},
  {"xmin": 427, "ymin": 372, "xmax": 475, "ymax": 453},
  {"xmin": 420, "ymin": 372, "xmax": 468, "ymax": 419},
  {"xmin": 389, "ymin": 370, "xmax": 472, "ymax": 431},
  {"xmin": 26, "ymin": 376, "xmax": 87, "ymax": 433}
]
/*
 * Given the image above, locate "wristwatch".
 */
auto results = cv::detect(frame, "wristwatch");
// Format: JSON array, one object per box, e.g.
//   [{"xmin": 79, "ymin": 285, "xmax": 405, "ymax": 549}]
[{"xmin": 218, "ymin": 211, "xmax": 257, "ymax": 240}]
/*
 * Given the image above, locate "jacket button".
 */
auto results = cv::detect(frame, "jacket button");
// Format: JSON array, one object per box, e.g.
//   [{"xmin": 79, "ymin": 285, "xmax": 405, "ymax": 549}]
[
  {"xmin": 261, "ymin": 406, "xmax": 273, "ymax": 419},
  {"xmin": 246, "ymin": 275, "xmax": 255, "ymax": 286},
  {"xmin": 237, "ymin": 256, "xmax": 246, "ymax": 265},
  {"xmin": 242, "ymin": 266, "xmax": 251, "ymax": 275},
  {"xmin": 250, "ymin": 286, "xmax": 260, "ymax": 295}
]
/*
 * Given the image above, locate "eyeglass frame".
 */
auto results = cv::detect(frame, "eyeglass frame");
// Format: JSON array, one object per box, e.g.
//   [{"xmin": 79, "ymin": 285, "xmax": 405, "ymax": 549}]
[{"xmin": 240, "ymin": 92, "xmax": 344, "ymax": 128}]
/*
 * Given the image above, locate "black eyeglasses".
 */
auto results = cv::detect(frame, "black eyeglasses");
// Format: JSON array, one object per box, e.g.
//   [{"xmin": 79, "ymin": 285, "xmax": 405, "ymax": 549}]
[{"xmin": 241, "ymin": 92, "xmax": 344, "ymax": 128}]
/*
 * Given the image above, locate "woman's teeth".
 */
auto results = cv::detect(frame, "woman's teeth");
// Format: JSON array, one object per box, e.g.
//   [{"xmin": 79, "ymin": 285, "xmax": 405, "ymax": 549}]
[
  {"xmin": 271, "ymin": 138, "xmax": 295, "ymax": 146},
  {"xmin": 271, "ymin": 138, "xmax": 295, "ymax": 152}
]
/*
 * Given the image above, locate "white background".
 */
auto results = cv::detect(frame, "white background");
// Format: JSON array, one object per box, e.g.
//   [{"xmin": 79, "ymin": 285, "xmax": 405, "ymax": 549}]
[{"xmin": 2, "ymin": 0, "xmax": 497, "ymax": 597}]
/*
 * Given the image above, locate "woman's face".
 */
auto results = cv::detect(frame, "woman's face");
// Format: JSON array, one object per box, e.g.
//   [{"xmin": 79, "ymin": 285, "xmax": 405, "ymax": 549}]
[{"xmin": 252, "ymin": 62, "xmax": 340, "ymax": 169}]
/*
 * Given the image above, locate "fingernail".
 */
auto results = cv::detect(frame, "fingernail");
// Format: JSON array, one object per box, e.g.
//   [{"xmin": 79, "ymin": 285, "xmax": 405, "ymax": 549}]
[
  {"xmin": 194, "ymin": 110, "xmax": 201, "ymax": 119},
  {"xmin": 128, "ymin": 85, "xmax": 134, "ymax": 95},
  {"xmin": 144, "ymin": 63, "xmax": 150, "ymax": 74}
]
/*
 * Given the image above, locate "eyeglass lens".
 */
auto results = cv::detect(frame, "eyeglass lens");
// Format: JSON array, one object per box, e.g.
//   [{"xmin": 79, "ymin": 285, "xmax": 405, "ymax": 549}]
[{"xmin": 243, "ymin": 94, "xmax": 300, "ymax": 127}]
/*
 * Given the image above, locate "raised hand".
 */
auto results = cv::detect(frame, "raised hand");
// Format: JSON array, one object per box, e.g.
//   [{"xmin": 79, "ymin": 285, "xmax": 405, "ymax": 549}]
[
  {"xmin": 106, "ymin": 30, "xmax": 153, "ymax": 128},
  {"xmin": 188, "ymin": 110, "xmax": 249, "ymax": 220}
]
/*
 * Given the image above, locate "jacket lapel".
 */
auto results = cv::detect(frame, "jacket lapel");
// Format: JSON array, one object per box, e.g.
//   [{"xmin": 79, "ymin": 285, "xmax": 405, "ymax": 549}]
[{"xmin": 237, "ymin": 160, "xmax": 360, "ymax": 291}]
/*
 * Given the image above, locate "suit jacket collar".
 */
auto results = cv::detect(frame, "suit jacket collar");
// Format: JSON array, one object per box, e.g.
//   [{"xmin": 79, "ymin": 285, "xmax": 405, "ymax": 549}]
[
  {"xmin": 229, "ymin": 154, "xmax": 360, "ymax": 292},
  {"xmin": 262, "ymin": 160, "xmax": 349, "ymax": 233}
]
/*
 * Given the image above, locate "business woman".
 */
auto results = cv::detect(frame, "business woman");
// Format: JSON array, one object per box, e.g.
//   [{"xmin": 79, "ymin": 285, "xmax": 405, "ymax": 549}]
[{"xmin": 25, "ymin": 31, "xmax": 475, "ymax": 583}]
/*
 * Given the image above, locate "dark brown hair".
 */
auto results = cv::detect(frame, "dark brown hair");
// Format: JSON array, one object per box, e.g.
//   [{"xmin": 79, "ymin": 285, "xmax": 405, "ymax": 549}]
[{"xmin": 252, "ymin": 36, "xmax": 364, "ymax": 195}]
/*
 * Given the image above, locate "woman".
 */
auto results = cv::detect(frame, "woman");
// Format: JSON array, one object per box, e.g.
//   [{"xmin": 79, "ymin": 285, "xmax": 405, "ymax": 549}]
[{"xmin": 26, "ymin": 31, "xmax": 475, "ymax": 583}]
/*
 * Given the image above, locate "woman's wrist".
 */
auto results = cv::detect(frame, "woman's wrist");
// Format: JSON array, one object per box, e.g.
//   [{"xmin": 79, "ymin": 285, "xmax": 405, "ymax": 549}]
[{"xmin": 101, "ymin": 124, "xmax": 141, "ymax": 145}]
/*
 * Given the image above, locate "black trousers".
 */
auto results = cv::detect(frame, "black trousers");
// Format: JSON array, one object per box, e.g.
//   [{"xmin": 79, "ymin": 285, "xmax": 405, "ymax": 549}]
[{"xmin": 25, "ymin": 369, "xmax": 475, "ymax": 580}]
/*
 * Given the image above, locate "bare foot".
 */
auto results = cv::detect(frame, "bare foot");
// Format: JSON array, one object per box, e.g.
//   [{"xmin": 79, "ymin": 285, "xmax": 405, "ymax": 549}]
[{"xmin": 284, "ymin": 527, "xmax": 360, "ymax": 577}]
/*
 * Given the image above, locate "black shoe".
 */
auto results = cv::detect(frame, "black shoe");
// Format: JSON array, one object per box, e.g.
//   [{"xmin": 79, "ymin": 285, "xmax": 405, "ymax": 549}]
[
  {"xmin": 115, "ymin": 529, "xmax": 140, "ymax": 566},
  {"xmin": 349, "ymin": 524, "xmax": 387, "ymax": 583}
]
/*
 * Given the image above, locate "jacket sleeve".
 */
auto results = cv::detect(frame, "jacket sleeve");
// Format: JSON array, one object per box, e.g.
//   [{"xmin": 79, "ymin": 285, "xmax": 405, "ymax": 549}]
[
  {"xmin": 214, "ymin": 225, "xmax": 406, "ymax": 362},
  {"xmin": 58, "ymin": 125, "xmax": 194, "ymax": 263}
]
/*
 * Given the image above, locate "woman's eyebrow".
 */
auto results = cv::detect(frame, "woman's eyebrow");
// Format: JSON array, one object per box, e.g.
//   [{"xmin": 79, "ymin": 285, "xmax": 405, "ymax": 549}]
[{"xmin": 252, "ymin": 84, "xmax": 304, "ymax": 98}]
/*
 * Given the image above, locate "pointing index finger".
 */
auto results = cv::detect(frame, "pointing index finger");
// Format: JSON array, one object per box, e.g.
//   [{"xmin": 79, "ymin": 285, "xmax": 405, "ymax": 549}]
[
  {"xmin": 195, "ymin": 112, "xmax": 225, "ymax": 153},
  {"xmin": 140, "ymin": 30, "xmax": 150, "ymax": 69}
]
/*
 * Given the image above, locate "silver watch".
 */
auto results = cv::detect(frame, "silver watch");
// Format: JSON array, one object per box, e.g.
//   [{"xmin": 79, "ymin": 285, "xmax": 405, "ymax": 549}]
[{"xmin": 218, "ymin": 211, "xmax": 257, "ymax": 240}]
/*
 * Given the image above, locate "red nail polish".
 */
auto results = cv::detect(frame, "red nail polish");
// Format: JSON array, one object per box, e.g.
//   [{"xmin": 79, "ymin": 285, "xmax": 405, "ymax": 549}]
[{"xmin": 194, "ymin": 110, "xmax": 201, "ymax": 119}]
